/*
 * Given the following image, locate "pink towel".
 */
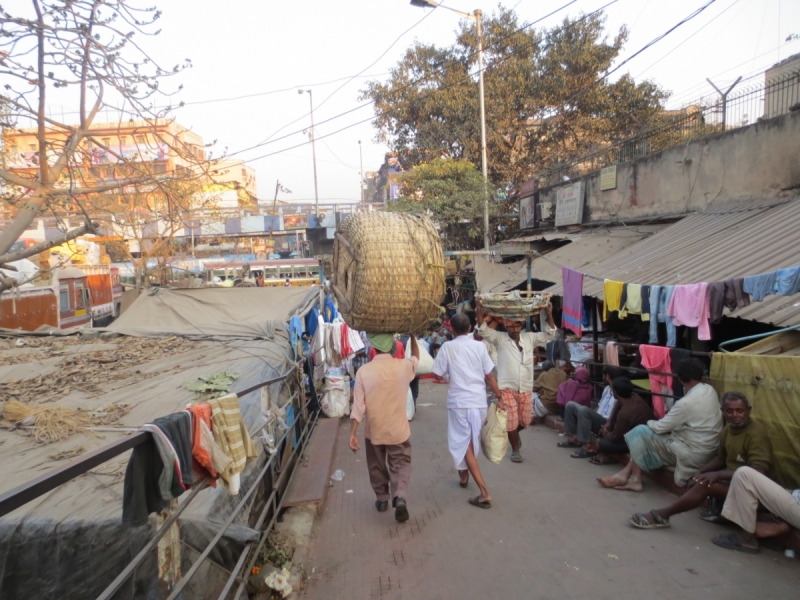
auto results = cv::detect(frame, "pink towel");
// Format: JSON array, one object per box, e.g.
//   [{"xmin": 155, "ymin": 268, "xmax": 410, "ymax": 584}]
[
  {"xmin": 667, "ymin": 283, "xmax": 711, "ymax": 340},
  {"xmin": 605, "ymin": 341, "xmax": 619, "ymax": 366},
  {"xmin": 639, "ymin": 344, "xmax": 671, "ymax": 418}
]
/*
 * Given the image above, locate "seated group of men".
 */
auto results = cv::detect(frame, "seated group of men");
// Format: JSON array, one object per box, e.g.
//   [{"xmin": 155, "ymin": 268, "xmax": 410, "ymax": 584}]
[{"xmin": 542, "ymin": 357, "xmax": 800, "ymax": 554}]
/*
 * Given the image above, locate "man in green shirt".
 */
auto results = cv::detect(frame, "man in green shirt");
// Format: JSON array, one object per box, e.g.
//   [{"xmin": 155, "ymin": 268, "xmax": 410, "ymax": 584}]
[{"xmin": 627, "ymin": 391, "xmax": 772, "ymax": 529}]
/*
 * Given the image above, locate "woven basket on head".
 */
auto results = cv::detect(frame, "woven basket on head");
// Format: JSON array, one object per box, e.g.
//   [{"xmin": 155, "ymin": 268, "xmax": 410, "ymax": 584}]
[{"xmin": 332, "ymin": 212, "xmax": 445, "ymax": 334}]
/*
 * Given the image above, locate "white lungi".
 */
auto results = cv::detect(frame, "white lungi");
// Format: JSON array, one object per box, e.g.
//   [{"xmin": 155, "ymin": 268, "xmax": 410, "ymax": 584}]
[{"xmin": 448, "ymin": 407, "xmax": 487, "ymax": 470}]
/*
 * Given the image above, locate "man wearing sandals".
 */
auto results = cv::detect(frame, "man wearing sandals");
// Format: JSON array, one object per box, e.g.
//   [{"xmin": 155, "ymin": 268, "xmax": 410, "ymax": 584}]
[
  {"xmin": 476, "ymin": 300, "xmax": 556, "ymax": 463},
  {"xmin": 628, "ymin": 391, "xmax": 771, "ymax": 528},
  {"xmin": 432, "ymin": 313, "xmax": 503, "ymax": 509},
  {"xmin": 712, "ymin": 466, "xmax": 800, "ymax": 553},
  {"xmin": 598, "ymin": 359, "xmax": 723, "ymax": 492}
]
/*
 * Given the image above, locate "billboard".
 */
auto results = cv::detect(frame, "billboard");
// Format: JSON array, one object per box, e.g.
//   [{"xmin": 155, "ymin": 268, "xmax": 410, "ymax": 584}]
[
  {"xmin": 283, "ymin": 214, "xmax": 307, "ymax": 230},
  {"xmin": 519, "ymin": 195, "xmax": 536, "ymax": 230},
  {"xmin": 555, "ymin": 181, "xmax": 585, "ymax": 227}
]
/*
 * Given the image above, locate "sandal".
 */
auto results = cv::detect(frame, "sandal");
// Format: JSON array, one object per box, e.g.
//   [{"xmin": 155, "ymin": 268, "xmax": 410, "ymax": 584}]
[
  {"xmin": 589, "ymin": 454, "xmax": 615, "ymax": 465},
  {"xmin": 712, "ymin": 533, "xmax": 760, "ymax": 554},
  {"xmin": 468, "ymin": 496, "xmax": 492, "ymax": 509},
  {"xmin": 628, "ymin": 510, "xmax": 671, "ymax": 529},
  {"xmin": 459, "ymin": 470, "xmax": 469, "ymax": 488},
  {"xmin": 570, "ymin": 448, "xmax": 598, "ymax": 459},
  {"xmin": 510, "ymin": 451, "xmax": 523, "ymax": 463},
  {"xmin": 698, "ymin": 508, "xmax": 726, "ymax": 523},
  {"xmin": 557, "ymin": 441, "xmax": 581, "ymax": 448}
]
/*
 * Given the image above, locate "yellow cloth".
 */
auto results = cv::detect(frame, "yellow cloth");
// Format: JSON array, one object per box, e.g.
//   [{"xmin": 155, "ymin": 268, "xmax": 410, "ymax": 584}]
[
  {"xmin": 208, "ymin": 393, "xmax": 258, "ymax": 484},
  {"xmin": 603, "ymin": 279, "xmax": 625, "ymax": 321},
  {"xmin": 710, "ymin": 353, "xmax": 800, "ymax": 489},
  {"xmin": 619, "ymin": 283, "xmax": 650, "ymax": 321}
]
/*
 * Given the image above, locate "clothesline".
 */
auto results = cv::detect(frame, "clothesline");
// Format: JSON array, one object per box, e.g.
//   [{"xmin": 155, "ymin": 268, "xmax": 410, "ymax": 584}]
[{"xmin": 575, "ymin": 339, "xmax": 711, "ymax": 358}]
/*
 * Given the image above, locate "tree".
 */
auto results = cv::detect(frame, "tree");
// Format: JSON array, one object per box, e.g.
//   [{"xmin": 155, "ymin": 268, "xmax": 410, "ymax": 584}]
[
  {"xmin": 362, "ymin": 6, "xmax": 669, "ymax": 190},
  {"xmin": 388, "ymin": 158, "xmax": 492, "ymax": 250},
  {"xmin": 0, "ymin": 0, "xmax": 203, "ymax": 289}
]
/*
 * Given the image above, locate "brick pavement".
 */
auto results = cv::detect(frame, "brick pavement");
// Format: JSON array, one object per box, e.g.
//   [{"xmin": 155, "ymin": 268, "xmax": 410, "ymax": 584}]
[{"xmin": 302, "ymin": 380, "xmax": 800, "ymax": 600}]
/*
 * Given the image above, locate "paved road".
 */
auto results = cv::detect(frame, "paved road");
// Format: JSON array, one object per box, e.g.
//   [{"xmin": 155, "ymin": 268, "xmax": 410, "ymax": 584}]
[{"xmin": 302, "ymin": 380, "xmax": 799, "ymax": 600}]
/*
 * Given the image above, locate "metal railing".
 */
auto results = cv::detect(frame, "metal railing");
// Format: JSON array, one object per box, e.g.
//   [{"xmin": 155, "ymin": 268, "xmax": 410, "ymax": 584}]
[
  {"xmin": 0, "ymin": 362, "xmax": 315, "ymax": 600},
  {"xmin": 537, "ymin": 67, "xmax": 800, "ymax": 189}
]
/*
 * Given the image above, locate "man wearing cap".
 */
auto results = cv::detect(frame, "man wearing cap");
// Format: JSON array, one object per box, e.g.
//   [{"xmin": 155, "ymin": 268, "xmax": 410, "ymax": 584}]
[
  {"xmin": 476, "ymin": 301, "xmax": 556, "ymax": 463},
  {"xmin": 350, "ymin": 333, "xmax": 419, "ymax": 522}
]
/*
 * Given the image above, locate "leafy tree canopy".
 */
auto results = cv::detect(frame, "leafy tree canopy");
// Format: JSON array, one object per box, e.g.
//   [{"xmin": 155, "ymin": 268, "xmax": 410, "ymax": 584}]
[{"xmin": 362, "ymin": 6, "xmax": 669, "ymax": 189}]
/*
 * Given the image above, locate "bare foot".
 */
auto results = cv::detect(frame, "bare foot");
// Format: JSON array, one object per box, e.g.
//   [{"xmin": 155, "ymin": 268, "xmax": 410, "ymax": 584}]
[
  {"xmin": 614, "ymin": 478, "xmax": 643, "ymax": 492},
  {"xmin": 755, "ymin": 520, "xmax": 790, "ymax": 538},
  {"xmin": 458, "ymin": 470, "xmax": 469, "ymax": 487},
  {"xmin": 598, "ymin": 475, "xmax": 628, "ymax": 488},
  {"xmin": 479, "ymin": 494, "xmax": 492, "ymax": 503}
]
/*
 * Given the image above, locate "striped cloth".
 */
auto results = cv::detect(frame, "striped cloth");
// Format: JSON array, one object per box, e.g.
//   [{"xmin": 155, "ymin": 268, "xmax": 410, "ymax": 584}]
[{"xmin": 208, "ymin": 394, "xmax": 258, "ymax": 484}]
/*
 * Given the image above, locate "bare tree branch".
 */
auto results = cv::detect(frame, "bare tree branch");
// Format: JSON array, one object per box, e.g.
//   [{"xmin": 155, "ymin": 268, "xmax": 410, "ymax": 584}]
[{"xmin": 0, "ymin": 222, "xmax": 97, "ymax": 266}]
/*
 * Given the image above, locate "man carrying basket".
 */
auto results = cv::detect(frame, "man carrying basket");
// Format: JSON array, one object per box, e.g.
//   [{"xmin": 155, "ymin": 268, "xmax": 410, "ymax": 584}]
[{"xmin": 476, "ymin": 300, "xmax": 556, "ymax": 463}]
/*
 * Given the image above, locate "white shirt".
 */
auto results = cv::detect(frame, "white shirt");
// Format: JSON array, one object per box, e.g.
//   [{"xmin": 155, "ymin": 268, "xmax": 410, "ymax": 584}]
[
  {"xmin": 478, "ymin": 323, "xmax": 556, "ymax": 393},
  {"xmin": 433, "ymin": 335, "xmax": 495, "ymax": 409},
  {"xmin": 473, "ymin": 331, "xmax": 497, "ymax": 365}
]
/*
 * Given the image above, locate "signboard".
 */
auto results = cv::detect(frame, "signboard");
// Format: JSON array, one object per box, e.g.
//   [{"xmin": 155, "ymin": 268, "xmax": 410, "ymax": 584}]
[
  {"xmin": 600, "ymin": 165, "xmax": 617, "ymax": 191},
  {"xmin": 554, "ymin": 181, "xmax": 585, "ymax": 227},
  {"xmin": 519, "ymin": 195, "xmax": 536, "ymax": 230},
  {"xmin": 283, "ymin": 214, "xmax": 307, "ymax": 230}
]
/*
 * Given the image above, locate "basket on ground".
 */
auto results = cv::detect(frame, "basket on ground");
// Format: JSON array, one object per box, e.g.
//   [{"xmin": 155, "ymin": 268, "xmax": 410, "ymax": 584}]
[
  {"xmin": 479, "ymin": 290, "xmax": 550, "ymax": 320},
  {"xmin": 332, "ymin": 212, "xmax": 445, "ymax": 334}
]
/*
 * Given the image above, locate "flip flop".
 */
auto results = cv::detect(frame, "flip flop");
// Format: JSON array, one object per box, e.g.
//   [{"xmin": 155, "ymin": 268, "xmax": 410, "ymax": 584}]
[
  {"xmin": 589, "ymin": 455, "xmax": 615, "ymax": 465},
  {"xmin": 557, "ymin": 441, "xmax": 581, "ymax": 448},
  {"xmin": 510, "ymin": 451, "xmax": 523, "ymax": 463},
  {"xmin": 629, "ymin": 510, "xmax": 670, "ymax": 529},
  {"xmin": 468, "ymin": 496, "xmax": 492, "ymax": 509},
  {"xmin": 570, "ymin": 448, "xmax": 598, "ymax": 459},
  {"xmin": 712, "ymin": 533, "xmax": 760, "ymax": 554},
  {"xmin": 459, "ymin": 472, "xmax": 469, "ymax": 488}
]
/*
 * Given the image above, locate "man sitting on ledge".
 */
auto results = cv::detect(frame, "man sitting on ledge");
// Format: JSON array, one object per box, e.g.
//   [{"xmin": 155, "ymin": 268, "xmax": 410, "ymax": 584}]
[
  {"xmin": 628, "ymin": 391, "xmax": 771, "ymax": 528},
  {"xmin": 598, "ymin": 358, "xmax": 723, "ymax": 492},
  {"xmin": 558, "ymin": 366, "xmax": 620, "ymax": 456}
]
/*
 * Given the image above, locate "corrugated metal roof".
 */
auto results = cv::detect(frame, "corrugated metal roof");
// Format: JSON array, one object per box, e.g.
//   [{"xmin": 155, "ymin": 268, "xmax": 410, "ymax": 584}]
[
  {"xmin": 546, "ymin": 196, "xmax": 800, "ymax": 327},
  {"xmin": 476, "ymin": 226, "xmax": 662, "ymax": 292}
]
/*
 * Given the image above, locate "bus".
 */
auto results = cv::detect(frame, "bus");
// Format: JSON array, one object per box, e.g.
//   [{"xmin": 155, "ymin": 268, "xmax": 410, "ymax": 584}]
[{"xmin": 205, "ymin": 259, "xmax": 321, "ymax": 287}]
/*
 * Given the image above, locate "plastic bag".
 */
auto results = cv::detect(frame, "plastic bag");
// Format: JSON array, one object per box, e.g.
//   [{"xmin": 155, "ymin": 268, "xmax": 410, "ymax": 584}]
[
  {"xmin": 321, "ymin": 374, "xmax": 350, "ymax": 418},
  {"xmin": 406, "ymin": 387, "xmax": 415, "ymax": 421},
  {"xmin": 406, "ymin": 338, "xmax": 435, "ymax": 376},
  {"xmin": 480, "ymin": 402, "xmax": 508, "ymax": 464}
]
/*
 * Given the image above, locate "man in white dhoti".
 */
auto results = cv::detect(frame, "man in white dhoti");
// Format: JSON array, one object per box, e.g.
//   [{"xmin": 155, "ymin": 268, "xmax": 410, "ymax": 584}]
[{"xmin": 433, "ymin": 313, "xmax": 502, "ymax": 509}]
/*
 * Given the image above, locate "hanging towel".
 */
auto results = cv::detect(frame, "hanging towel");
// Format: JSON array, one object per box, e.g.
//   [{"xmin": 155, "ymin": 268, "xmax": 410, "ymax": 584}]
[
  {"xmin": 605, "ymin": 341, "xmax": 619, "ymax": 366},
  {"xmin": 658, "ymin": 285, "xmax": 677, "ymax": 347},
  {"xmin": 603, "ymin": 280, "xmax": 625, "ymax": 320},
  {"xmin": 208, "ymin": 394, "xmax": 258, "ymax": 495},
  {"xmin": 639, "ymin": 345, "xmax": 672, "ymax": 419},
  {"xmin": 122, "ymin": 434, "xmax": 170, "ymax": 525},
  {"xmin": 185, "ymin": 403, "xmax": 219, "ymax": 487},
  {"xmin": 640, "ymin": 285, "xmax": 651, "ymax": 321},
  {"xmin": 562, "ymin": 267, "xmax": 584, "ymax": 336},
  {"xmin": 743, "ymin": 272, "xmax": 778, "ymax": 302},
  {"xmin": 776, "ymin": 266, "xmax": 800, "ymax": 296},
  {"xmin": 667, "ymin": 283, "xmax": 711, "ymax": 341},
  {"xmin": 709, "ymin": 279, "xmax": 753, "ymax": 324},
  {"xmin": 142, "ymin": 413, "xmax": 194, "ymax": 499},
  {"xmin": 730, "ymin": 278, "xmax": 750, "ymax": 309},
  {"xmin": 305, "ymin": 304, "xmax": 320, "ymax": 338},
  {"xmin": 707, "ymin": 281, "xmax": 727, "ymax": 324},
  {"xmin": 648, "ymin": 286, "xmax": 661, "ymax": 344},
  {"xmin": 619, "ymin": 284, "xmax": 644, "ymax": 319}
]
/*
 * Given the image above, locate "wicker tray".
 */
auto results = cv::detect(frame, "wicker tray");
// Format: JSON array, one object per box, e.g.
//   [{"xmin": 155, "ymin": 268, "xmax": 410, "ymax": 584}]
[{"xmin": 479, "ymin": 291, "xmax": 550, "ymax": 320}]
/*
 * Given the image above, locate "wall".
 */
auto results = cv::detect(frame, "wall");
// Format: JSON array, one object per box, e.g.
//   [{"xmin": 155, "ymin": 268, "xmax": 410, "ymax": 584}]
[{"xmin": 538, "ymin": 111, "xmax": 800, "ymax": 224}]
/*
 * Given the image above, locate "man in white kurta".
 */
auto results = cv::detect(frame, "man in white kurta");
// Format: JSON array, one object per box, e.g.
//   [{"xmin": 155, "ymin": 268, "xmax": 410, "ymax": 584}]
[{"xmin": 433, "ymin": 313, "xmax": 502, "ymax": 509}]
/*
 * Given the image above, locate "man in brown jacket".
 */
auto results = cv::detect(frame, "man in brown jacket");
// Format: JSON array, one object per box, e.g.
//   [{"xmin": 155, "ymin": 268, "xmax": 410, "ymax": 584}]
[{"xmin": 533, "ymin": 361, "xmax": 567, "ymax": 417}]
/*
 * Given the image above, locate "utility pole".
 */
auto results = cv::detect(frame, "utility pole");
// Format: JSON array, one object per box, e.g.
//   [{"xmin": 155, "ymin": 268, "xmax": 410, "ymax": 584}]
[
  {"xmin": 707, "ymin": 76, "xmax": 742, "ymax": 131},
  {"xmin": 298, "ymin": 89, "xmax": 320, "ymax": 223},
  {"xmin": 358, "ymin": 140, "xmax": 365, "ymax": 206},
  {"xmin": 475, "ymin": 9, "xmax": 490, "ymax": 252}
]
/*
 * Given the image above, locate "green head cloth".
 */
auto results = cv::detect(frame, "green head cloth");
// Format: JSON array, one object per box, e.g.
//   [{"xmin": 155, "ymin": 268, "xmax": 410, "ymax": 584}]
[{"xmin": 367, "ymin": 333, "xmax": 395, "ymax": 353}]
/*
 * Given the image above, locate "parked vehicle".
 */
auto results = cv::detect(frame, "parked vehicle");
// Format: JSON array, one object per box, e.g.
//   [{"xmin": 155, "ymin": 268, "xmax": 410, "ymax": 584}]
[{"xmin": 74, "ymin": 264, "xmax": 124, "ymax": 325}]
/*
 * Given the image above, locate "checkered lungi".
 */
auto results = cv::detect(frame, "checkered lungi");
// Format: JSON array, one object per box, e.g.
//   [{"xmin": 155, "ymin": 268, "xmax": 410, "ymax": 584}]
[{"xmin": 499, "ymin": 389, "xmax": 533, "ymax": 432}]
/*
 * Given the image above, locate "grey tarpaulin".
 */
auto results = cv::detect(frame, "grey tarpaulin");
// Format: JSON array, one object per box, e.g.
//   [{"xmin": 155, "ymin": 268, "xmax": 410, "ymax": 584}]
[{"xmin": 0, "ymin": 287, "xmax": 315, "ymax": 599}]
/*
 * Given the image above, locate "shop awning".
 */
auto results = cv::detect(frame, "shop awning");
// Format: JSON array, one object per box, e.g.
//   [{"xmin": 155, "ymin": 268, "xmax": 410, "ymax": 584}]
[
  {"xmin": 476, "ymin": 226, "xmax": 662, "ymax": 292},
  {"xmin": 547, "ymin": 196, "xmax": 800, "ymax": 327}
]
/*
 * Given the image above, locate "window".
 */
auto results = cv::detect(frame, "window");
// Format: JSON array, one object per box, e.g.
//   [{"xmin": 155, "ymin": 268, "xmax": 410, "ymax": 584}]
[
  {"xmin": 102, "ymin": 137, "xmax": 111, "ymax": 147},
  {"xmin": 119, "ymin": 136, "xmax": 127, "ymax": 146},
  {"xmin": 105, "ymin": 167, "xmax": 114, "ymax": 179},
  {"xmin": 135, "ymin": 135, "xmax": 145, "ymax": 145},
  {"xmin": 241, "ymin": 168, "xmax": 247, "ymax": 176},
  {"xmin": 29, "ymin": 144, "xmax": 36, "ymax": 151},
  {"xmin": 154, "ymin": 162, "xmax": 167, "ymax": 174},
  {"xmin": 59, "ymin": 284, "xmax": 71, "ymax": 312},
  {"xmin": 74, "ymin": 283, "xmax": 88, "ymax": 309}
]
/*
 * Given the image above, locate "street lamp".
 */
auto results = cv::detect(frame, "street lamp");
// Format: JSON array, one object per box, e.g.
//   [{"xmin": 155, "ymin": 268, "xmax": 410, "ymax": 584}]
[
  {"xmin": 298, "ymin": 89, "xmax": 321, "ymax": 224},
  {"xmin": 410, "ymin": 0, "xmax": 490, "ymax": 251}
]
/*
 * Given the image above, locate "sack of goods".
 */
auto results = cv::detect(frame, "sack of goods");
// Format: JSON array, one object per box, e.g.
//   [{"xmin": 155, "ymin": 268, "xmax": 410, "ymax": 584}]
[
  {"xmin": 332, "ymin": 212, "xmax": 445, "ymax": 335},
  {"xmin": 480, "ymin": 402, "xmax": 508, "ymax": 464},
  {"xmin": 320, "ymin": 373, "xmax": 350, "ymax": 418}
]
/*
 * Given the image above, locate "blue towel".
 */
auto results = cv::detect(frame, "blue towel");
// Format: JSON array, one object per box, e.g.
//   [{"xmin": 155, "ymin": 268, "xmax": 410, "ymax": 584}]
[
  {"xmin": 288, "ymin": 316, "xmax": 303, "ymax": 360},
  {"xmin": 654, "ymin": 285, "xmax": 677, "ymax": 347},
  {"xmin": 743, "ymin": 272, "xmax": 778, "ymax": 302},
  {"xmin": 776, "ymin": 266, "xmax": 800, "ymax": 296}
]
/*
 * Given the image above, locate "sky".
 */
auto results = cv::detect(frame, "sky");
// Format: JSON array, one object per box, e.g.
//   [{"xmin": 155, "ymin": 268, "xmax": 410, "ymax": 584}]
[{"xmin": 15, "ymin": 0, "xmax": 800, "ymax": 205}]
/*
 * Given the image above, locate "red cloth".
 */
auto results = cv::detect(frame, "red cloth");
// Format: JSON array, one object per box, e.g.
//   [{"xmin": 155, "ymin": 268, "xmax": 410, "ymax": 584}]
[
  {"xmin": 556, "ymin": 367, "xmax": 593, "ymax": 408},
  {"xmin": 369, "ymin": 341, "xmax": 405, "ymax": 362},
  {"xmin": 639, "ymin": 344, "xmax": 671, "ymax": 419},
  {"xmin": 185, "ymin": 403, "xmax": 218, "ymax": 487},
  {"xmin": 340, "ymin": 323, "xmax": 351, "ymax": 357}
]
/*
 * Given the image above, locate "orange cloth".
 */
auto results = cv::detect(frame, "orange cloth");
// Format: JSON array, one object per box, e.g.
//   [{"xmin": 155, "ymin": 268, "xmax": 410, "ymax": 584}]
[{"xmin": 186, "ymin": 403, "xmax": 218, "ymax": 487}]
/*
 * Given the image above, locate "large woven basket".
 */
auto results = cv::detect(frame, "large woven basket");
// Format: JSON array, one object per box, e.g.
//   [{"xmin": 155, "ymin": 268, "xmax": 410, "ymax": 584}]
[
  {"xmin": 332, "ymin": 212, "xmax": 445, "ymax": 334},
  {"xmin": 480, "ymin": 290, "xmax": 550, "ymax": 320}
]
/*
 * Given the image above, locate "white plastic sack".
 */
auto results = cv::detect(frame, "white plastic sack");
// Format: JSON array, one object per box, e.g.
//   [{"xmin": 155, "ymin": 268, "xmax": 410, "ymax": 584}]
[
  {"xmin": 406, "ymin": 338, "xmax": 434, "ymax": 376},
  {"xmin": 406, "ymin": 388, "xmax": 415, "ymax": 421},
  {"xmin": 321, "ymin": 374, "xmax": 350, "ymax": 418},
  {"xmin": 480, "ymin": 402, "xmax": 508, "ymax": 464}
]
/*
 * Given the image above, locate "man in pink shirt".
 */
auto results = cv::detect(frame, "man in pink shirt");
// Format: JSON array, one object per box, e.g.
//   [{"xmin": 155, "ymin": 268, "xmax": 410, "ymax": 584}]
[{"xmin": 350, "ymin": 333, "xmax": 420, "ymax": 522}]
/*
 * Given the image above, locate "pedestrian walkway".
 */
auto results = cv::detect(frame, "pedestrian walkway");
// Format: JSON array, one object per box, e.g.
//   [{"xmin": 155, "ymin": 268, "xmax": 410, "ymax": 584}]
[{"xmin": 302, "ymin": 380, "xmax": 800, "ymax": 600}]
